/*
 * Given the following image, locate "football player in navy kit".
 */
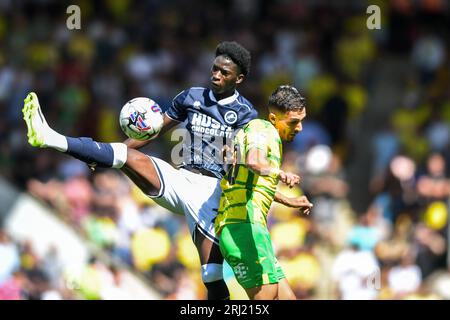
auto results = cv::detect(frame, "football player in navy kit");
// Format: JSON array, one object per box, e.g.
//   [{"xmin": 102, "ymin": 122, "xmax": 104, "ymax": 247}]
[{"xmin": 23, "ymin": 41, "xmax": 257, "ymax": 300}]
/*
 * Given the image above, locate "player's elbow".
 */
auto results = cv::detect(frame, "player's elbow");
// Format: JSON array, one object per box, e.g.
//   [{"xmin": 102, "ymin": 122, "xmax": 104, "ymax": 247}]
[
  {"xmin": 246, "ymin": 155, "xmax": 257, "ymax": 168},
  {"xmin": 246, "ymin": 149, "xmax": 267, "ymax": 174}
]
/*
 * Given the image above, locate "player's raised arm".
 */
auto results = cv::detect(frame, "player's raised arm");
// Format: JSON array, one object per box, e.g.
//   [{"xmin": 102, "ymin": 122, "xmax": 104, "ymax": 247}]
[{"xmin": 124, "ymin": 114, "xmax": 179, "ymax": 149}]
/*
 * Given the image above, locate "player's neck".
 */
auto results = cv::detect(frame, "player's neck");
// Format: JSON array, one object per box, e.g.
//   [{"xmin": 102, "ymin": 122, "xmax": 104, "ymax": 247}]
[{"xmin": 212, "ymin": 90, "xmax": 235, "ymax": 101}]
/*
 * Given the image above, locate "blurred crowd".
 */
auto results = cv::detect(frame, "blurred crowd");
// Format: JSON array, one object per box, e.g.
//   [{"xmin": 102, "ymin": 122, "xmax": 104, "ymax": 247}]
[
  {"xmin": 1, "ymin": 0, "xmax": 450, "ymax": 299},
  {"xmin": 0, "ymin": 227, "xmax": 140, "ymax": 300}
]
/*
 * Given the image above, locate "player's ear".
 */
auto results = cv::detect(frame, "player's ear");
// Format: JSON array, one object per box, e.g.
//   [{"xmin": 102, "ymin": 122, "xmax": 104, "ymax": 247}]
[
  {"xmin": 235, "ymin": 74, "xmax": 244, "ymax": 85},
  {"xmin": 268, "ymin": 112, "xmax": 277, "ymax": 125}
]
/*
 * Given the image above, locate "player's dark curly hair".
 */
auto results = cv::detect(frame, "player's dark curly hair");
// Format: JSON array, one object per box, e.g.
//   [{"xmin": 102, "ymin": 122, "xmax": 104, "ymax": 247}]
[
  {"xmin": 268, "ymin": 85, "xmax": 306, "ymax": 112},
  {"xmin": 215, "ymin": 41, "xmax": 251, "ymax": 76}
]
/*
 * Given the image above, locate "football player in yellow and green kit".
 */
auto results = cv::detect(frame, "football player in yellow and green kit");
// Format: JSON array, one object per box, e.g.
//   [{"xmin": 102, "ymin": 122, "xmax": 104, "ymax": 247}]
[{"xmin": 215, "ymin": 85, "xmax": 313, "ymax": 300}]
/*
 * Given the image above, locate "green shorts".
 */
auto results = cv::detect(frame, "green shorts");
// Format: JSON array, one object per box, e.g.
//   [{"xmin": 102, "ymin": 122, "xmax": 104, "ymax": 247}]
[{"xmin": 219, "ymin": 223, "xmax": 285, "ymax": 289}]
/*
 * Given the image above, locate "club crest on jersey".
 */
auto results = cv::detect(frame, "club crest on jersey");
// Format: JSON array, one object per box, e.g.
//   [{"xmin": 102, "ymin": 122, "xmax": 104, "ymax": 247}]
[
  {"xmin": 130, "ymin": 111, "xmax": 152, "ymax": 131},
  {"xmin": 224, "ymin": 111, "xmax": 238, "ymax": 125}
]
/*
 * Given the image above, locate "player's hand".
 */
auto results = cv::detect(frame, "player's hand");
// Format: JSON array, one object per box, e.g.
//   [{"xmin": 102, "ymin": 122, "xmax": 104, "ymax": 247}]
[
  {"xmin": 279, "ymin": 171, "xmax": 301, "ymax": 188},
  {"xmin": 222, "ymin": 145, "xmax": 235, "ymax": 165},
  {"xmin": 287, "ymin": 195, "xmax": 313, "ymax": 215}
]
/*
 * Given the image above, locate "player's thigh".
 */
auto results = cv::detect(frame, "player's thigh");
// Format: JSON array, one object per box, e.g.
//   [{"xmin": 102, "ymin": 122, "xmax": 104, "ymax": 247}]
[
  {"xmin": 246, "ymin": 283, "xmax": 278, "ymax": 300},
  {"xmin": 121, "ymin": 149, "xmax": 161, "ymax": 196},
  {"xmin": 273, "ymin": 253, "xmax": 296, "ymax": 300},
  {"xmin": 180, "ymin": 171, "xmax": 222, "ymax": 244},
  {"xmin": 277, "ymin": 277, "xmax": 296, "ymax": 300},
  {"xmin": 219, "ymin": 224, "xmax": 279, "ymax": 292}
]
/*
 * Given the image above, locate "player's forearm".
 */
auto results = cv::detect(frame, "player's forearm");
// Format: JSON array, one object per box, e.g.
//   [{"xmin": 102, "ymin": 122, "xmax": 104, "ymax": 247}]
[
  {"xmin": 274, "ymin": 193, "xmax": 314, "ymax": 212},
  {"xmin": 159, "ymin": 113, "xmax": 180, "ymax": 136},
  {"xmin": 274, "ymin": 191, "xmax": 291, "ymax": 206},
  {"xmin": 123, "ymin": 138, "xmax": 150, "ymax": 149}
]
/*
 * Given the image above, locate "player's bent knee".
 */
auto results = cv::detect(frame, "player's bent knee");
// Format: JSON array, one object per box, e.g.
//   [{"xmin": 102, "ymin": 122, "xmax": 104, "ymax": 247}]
[
  {"xmin": 202, "ymin": 264, "xmax": 229, "ymax": 300},
  {"xmin": 121, "ymin": 151, "xmax": 161, "ymax": 197},
  {"xmin": 126, "ymin": 148, "xmax": 146, "ymax": 165},
  {"xmin": 201, "ymin": 263, "xmax": 223, "ymax": 283}
]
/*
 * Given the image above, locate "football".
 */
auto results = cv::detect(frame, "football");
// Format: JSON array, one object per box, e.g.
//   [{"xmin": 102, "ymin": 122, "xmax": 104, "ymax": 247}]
[{"xmin": 119, "ymin": 97, "xmax": 164, "ymax": 141}]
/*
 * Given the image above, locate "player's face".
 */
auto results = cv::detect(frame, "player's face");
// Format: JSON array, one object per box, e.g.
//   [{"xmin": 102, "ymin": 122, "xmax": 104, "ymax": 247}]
[
  {"xmin": 270, "ymin": 108, "xmax": 306, "ymax": 142},
  {"xmin": 210, "ymin": 55, "xmax": 244, "ymax": 97}
]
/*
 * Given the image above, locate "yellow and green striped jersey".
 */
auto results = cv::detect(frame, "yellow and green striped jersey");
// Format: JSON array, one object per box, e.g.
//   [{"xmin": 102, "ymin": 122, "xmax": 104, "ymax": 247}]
[{"xmin": 215, "ymin": 119, "xmax": 282, "ymax": 234}]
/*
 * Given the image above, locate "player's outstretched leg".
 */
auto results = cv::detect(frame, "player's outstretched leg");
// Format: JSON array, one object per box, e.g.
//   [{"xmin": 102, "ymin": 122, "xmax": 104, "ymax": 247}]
[
  {"xmin": 22, "ymin": 92, "xmax": 127, "ymax": 168},
  {"xmin": 23, "ymin": 92, "xmax": 162, "ymax": 196},
  {"xmin": 23, "ymin": 92, "xmax": 67, "ymax": 151}
]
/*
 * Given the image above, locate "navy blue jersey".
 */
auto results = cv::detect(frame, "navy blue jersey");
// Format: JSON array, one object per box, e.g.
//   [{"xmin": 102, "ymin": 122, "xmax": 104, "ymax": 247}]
[{"xmin": 166, "ymin": 87, "xmax": 258, "ymax": 179}]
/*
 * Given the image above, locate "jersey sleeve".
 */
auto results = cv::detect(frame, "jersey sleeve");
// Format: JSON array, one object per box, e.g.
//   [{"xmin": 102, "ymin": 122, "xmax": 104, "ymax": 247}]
[
  {"xmin": 166, "ymin": 89, "xmax": 189, "ymax": 122},
  {"xmin": 236, "ymin": 107, "xmax": 258, "ymax": 128},
  {"xmin": 244, "ymin": 120, "xmax": 271, "ymax": 154}
]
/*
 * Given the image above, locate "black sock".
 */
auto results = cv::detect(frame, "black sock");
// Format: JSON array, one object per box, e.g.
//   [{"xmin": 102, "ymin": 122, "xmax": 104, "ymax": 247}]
[{"xmin": 204, "ymin": 279, "xmax": 230, "ymax": 300}]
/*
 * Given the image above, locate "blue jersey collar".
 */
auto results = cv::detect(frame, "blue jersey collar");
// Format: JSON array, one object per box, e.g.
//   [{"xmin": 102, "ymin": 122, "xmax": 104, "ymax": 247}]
[{"xmin": 209, "ymin": 90, "xmax": 239, "ymax": 105}]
